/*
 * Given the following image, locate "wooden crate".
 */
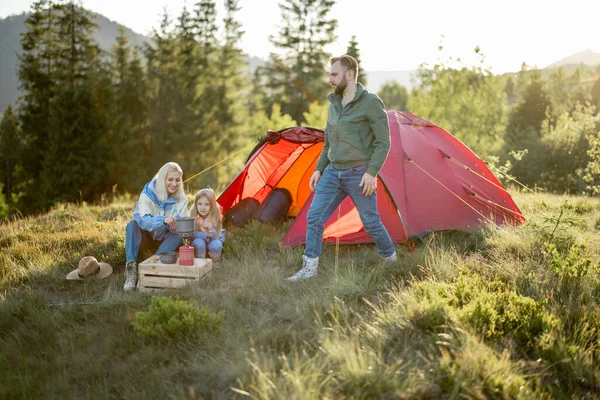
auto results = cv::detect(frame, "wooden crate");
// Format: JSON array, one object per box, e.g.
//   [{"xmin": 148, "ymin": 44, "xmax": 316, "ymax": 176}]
[{"xmin": 137, "ymin": 255, "xmax": 212, "ymax": 290}]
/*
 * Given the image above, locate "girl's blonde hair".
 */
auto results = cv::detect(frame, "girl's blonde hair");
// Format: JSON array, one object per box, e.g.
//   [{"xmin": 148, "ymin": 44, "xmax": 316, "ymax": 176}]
[
  {"xmin": 154, "ymin": 162, "xmax": 185, "ymax": 203},
  {"xmin": 190, "ymin": 188, "xmax": 222, "ymax": 235}
]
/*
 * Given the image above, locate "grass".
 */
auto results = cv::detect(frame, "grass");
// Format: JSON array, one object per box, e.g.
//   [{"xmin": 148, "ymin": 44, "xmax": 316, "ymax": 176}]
[{"xmin": 1, "ymin": 191, "xmax": 600, "ymax": 398}]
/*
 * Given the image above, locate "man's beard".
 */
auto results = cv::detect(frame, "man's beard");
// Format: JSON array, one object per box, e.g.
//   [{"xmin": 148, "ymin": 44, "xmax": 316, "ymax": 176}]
[{"xmin": 333, "ymin": 75, "xmax": 348, "ymax": 95}]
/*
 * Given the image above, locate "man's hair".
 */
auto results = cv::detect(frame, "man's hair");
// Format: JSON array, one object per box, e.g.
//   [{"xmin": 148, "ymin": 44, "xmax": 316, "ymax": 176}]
[{"xmin": 330, "ymin": 55, "xmax": 359, "ymax": 82}]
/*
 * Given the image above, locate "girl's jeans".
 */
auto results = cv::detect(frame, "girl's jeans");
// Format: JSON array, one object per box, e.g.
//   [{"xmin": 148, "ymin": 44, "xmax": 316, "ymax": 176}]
[
  {"xmin": 192, "ymin": 231, "xmax": 223, "ymax": 258},
  {"xmin": 304, "ymin": 164, "xmax": 395, "ymax": 259}
]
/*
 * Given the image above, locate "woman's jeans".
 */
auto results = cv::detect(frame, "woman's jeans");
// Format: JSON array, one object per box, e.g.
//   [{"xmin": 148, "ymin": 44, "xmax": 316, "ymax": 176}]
[
  {"xmin": 192, "ymin": 231, "xmax": 223, "ymax": 258},
  {"xmin": 125, "ymin": 220, "xmax": 182, "ymax": 263},
  {"xmin": 304, "ymin": 164, "xmax": 395, "ymax": 259}
]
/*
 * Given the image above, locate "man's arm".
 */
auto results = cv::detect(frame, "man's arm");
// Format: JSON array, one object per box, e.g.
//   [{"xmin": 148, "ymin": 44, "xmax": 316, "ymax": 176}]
[
  {"xmin": 315, "ymin": 122, "xmax": 331, "ymax": 174},
  {"xmin": 365, "ymin": 96, "xmax": 391, "ymax": 177},
  {"xmin": 310, "ymin": 121, "xmax": 332, "ymax": 191}
]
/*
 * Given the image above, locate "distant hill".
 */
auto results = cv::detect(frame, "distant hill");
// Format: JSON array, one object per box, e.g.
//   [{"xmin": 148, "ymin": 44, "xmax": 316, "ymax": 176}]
[
  {"xmin": 0, "ymin": 12, "xmax": 147, "ymax": 114},
  {"xmin": 544, "ymin": 50, "xmax": 600, "ymax": 70}
]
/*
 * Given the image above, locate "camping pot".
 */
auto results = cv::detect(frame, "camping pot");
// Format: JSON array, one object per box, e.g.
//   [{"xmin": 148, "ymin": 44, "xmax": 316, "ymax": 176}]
[{"xmin": 175, "ymin": 216, "xmax": 195, "ymax": 234}]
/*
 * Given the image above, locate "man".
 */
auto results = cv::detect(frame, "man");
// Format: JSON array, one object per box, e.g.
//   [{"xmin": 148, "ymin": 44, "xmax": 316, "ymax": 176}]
[{"xmin": 286, "ymin": 55, "xmax": 397, "ymax": 281}]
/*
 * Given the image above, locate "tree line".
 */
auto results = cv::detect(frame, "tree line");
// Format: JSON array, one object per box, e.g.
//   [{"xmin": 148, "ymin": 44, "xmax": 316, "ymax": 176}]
[{"xmin": 1, "ymin": 0, "xmax": 600, "ymax": 219}]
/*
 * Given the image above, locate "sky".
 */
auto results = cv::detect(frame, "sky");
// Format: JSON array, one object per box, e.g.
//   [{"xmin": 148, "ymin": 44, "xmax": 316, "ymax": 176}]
[{"xmin": 1, "ymin": 0, "xmax": 598, "ymax": 73}]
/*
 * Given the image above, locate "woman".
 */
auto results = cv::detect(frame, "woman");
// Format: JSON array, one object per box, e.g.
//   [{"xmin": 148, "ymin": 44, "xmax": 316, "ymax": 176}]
[{"xmin": 123, "ymin": 162, "xmax": 188, "ymax": 291}]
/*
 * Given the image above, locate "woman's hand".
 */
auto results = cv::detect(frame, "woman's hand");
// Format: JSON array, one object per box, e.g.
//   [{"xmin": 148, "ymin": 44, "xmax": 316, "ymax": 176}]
[{"xmin": 164, "ymin": 216, "xmax": 176, "ymax": 230}]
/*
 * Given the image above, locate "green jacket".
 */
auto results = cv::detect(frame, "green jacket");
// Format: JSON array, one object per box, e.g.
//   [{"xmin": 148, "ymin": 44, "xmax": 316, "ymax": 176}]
[{"xmin": 315, "ymin": 83, "xmax": 391, "ymax": 177}]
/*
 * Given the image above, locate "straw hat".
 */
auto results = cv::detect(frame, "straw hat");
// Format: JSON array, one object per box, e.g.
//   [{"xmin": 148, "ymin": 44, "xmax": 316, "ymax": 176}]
[{"xmin": 66, "ymin": 256, "xmax": 113, "ymax": 280}]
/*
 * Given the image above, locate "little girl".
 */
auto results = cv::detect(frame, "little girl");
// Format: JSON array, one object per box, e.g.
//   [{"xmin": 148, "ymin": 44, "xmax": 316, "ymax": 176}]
[{"xmin": 190, "ymin": 188, "xmax": 226, "ymax": 260}]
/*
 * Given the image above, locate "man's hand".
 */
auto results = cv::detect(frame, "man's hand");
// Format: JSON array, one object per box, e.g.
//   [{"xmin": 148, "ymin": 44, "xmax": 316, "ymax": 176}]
[
  {"xmin": 359, "ymin": 173, "xmax": 377, "ymax": 196},
  {"xmin": 164, "ymin": 216, "xmax": 176, "ymax": 230},
  {"xmin": 309, "ymin": 170, "xmax": 322, "ymax": 192}
]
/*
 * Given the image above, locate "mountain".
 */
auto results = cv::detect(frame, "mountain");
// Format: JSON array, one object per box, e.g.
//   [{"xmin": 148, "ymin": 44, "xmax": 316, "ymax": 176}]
[
  {"xmin": 544, "ymin": 50, "xmax": 600, "ymax": 70},
  {"xmin": 0, "ymin": 12, "xmax": 147, "ymax": 115}
]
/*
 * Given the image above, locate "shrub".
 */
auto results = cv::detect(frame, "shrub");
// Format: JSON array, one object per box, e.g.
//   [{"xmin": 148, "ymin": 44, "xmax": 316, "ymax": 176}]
[
  {"xmin": 133, "ymin": 297, "xmax": 224, "ymax": 340},
  {"xmin": 544, "ymin": 240, "xmax": 600, "ymax": 283},
  {"xmin": 408, "ymin": 302, "xmax": 452, "ymax": 333},
  {"xmin": 458, "ymin": 289, "xmax": 557, "ymax": 348},
  {"xmin": 450, "ymin": 276, "xmax": 558, "ymax": 349}
]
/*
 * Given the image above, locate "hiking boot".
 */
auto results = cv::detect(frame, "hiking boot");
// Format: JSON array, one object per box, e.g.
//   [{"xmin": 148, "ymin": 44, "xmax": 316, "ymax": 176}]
[
  {"xmin": 123, "ymin": 262, "xmax": 137, "ymax": 291},
  {"xmin": 382, "ymin": 251, "xmax": 397, "ymax": 265},
  {"xmin": 285, "ymin": 255, "xmax": 319, "ymax": 281}
]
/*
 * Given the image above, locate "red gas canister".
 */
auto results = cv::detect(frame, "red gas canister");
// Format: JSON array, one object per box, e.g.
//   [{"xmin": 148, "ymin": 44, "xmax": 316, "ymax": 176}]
[{"xmin": 178, "ymin": 246, "xmax": 194, "ymax": 266}]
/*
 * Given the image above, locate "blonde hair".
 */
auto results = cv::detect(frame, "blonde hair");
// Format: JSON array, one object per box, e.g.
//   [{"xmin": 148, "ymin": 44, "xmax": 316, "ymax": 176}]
[
  {"xmin": 190, "ymin": 188, "xmax": 222, "ymax": 235},
  {"xmin": 330, "ymin": 55, "xmax": 359, "ymax": 82},
  {"xmin": 154, "ymin": 162, "xmax": 185, "ymax": 203}
]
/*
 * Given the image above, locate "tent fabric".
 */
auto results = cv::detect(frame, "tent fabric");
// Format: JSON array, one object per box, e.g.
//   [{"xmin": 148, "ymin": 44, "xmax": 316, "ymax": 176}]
[{"xmin": 218, "ymin": 111, "xmax": 525, "ymax": 247}]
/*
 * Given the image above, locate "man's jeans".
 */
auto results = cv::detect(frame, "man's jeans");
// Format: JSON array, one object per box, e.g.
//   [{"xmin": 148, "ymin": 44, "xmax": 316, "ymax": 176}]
[
  {"xmin": 125, "ymin": 220, "xmax": 182, "ymax": 263},
  {"xmin": 304, "ymin": 164, "xmax": 395, "ymax": 258}
]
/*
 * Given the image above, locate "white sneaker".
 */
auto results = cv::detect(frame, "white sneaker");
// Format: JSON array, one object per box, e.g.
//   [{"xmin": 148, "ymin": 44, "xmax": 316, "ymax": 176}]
[
  {"xmin": 285, "ymin": 255, "xmax": 319, "ymax": 281},
  {"xmin": 123, "ymin": 262, "xmax": 137, "ymax": 291},
  {"xmin": 382, "ymin": 251, "xmax": 397, "ymax": 265}
]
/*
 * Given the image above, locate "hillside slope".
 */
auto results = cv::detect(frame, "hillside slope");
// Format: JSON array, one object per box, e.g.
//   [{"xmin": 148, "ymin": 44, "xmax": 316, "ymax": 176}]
[{"xmin": 1, "ymin": 191, "xmax": 599, "ymax": 398}]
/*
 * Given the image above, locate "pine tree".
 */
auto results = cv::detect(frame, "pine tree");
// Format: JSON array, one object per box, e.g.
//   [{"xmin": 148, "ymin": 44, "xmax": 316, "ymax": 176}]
[
  {"xmin": 17, "ymin": 0, "xmax": 59, "ymax": 209},
  {"xmin": 345, "ymin": 35, "xmax": 367, "ymax": 87},
  {"xmin": 108, "ymin": 27, "xmax": 150, "ymax": 193},
  {"xmin": 0, "ymin": 106, "xmax": 20, "ymax": 200},
  {"xmin": 546, "ymin": 67, "xmax": 570, "ymax": 118},
  {"xmin": 193, "ymin": 0, "xmax": 218, "ymax": 68},
  {"xmin": 208, "ymin": 0, "xmax": 252, "ymax": 186},
  {"xmin": 39, "ymin": 1, "xmax": 108, "ymax": 205},
  {"xmin": 145, "ymin": 10, "xmax": 179, "ymax": 173},
  {"xmin": 263, "ymin": 0, "xmax": 337, "ymax": 124},
  {"xmin": 173, "ymin": 5, "xmax": 202, "ymax": 173},
  {"xmin": 504, "ymin": 69, "xmax": 552, "ymax": 186},
  {"xmin": 507, "ymin": 70, "xmax": 551, "ymax": 138}
]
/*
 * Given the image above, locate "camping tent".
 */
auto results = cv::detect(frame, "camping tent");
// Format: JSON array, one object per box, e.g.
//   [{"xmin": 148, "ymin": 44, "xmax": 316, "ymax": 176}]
[{"xmin": 218, "ymin": 110, "xmax": 525, "ymax": 247}]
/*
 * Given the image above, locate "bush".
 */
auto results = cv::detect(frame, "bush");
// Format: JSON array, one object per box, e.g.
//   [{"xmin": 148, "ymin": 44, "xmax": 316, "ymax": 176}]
[
  {"xmin": 459, "ymin": 289, "xmax": 557, "ymax": 348},
  {"xmin": 545, "ymin": 240, "xmax": 600, "ymax": 283},
  {"xmin": 449, "ymin": 276, "xmax": 558, "ymax": 349},
  {"xmin": 133, "ymin": 297, "xmax": 224, "ymax": 340}
]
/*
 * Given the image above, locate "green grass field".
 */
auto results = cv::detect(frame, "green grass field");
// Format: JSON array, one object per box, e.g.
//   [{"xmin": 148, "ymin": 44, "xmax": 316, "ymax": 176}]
[{"xmin": 1, "ymin": 191, "xmax": 600, "ymax": 399}]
